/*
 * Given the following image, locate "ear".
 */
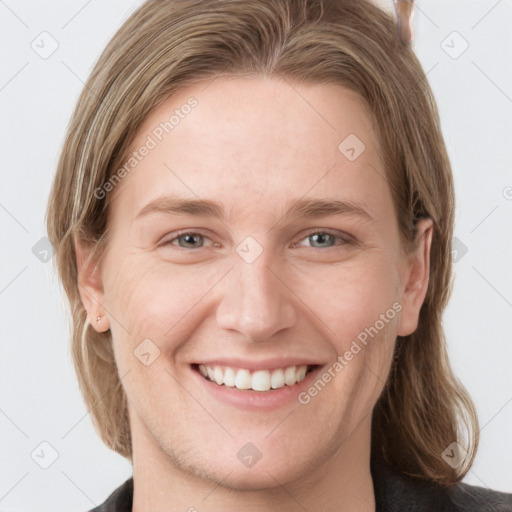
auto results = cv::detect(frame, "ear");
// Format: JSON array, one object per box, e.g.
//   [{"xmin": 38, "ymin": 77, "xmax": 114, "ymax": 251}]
[
  {"xmin": 75, "ymin": 236, "xmax": 110, "ymax": 333},
  {"xmin": 397, "ymin": 218, "xmax": 433, "ymax": 337}
]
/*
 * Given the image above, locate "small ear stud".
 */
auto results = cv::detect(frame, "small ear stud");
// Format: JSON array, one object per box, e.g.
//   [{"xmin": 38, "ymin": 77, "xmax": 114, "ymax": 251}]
[{"xmin": 96, "ymin": 315, "xmax": 102, "ymax": 323}]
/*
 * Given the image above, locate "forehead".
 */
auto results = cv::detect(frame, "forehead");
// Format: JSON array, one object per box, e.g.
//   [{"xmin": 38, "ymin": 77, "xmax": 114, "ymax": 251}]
[{"xmin": 108, "ymin": 76, "xmax": 392, "ymax": 227}]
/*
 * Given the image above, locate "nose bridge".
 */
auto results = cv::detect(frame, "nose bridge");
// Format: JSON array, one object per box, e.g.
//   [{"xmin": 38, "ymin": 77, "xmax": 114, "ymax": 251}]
[{"xmin": 216, "ymin": 244, "xmax": 297, "ymax": 341}]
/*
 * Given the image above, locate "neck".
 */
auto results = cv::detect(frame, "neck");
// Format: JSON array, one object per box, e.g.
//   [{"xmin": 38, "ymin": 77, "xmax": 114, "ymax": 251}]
[{"xmin": 131, "ymin": 414, "xmax": 376, "ymax": 512}]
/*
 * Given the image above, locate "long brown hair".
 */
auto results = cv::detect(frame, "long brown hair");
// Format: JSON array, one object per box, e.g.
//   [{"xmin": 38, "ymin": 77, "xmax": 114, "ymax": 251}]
[{"xmin": 46, "ymin": 0, "xmax": 478, "ymax": 486}]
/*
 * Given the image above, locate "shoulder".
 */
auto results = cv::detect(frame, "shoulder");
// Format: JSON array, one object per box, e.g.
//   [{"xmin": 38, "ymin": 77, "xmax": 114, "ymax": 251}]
[
  {"xmin": 371, "ymin": 448, "xmax": 512, "ymax": 512},
  {"xmin": 447, "ymin": 481, "xmax": 512, "ymax": 511},
  {"xmin": 87, "ymin": 477, "xmax": 133, "ymax": 512},
  {"xmin": 86, "ymin": 462, "xmax": 512, "ymax": 512}
]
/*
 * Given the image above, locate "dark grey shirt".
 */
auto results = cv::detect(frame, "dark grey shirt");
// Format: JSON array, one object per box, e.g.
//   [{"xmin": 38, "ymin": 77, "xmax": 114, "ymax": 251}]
[{"xmin": 88, "ymin": 449, "xmax": 512, "ymax": 511}]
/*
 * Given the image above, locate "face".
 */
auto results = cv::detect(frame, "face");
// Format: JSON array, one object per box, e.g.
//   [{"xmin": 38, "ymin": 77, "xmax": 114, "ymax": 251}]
[{"xmin": 78, "ymin": 76, "xmax": 431, "ymax": 490}]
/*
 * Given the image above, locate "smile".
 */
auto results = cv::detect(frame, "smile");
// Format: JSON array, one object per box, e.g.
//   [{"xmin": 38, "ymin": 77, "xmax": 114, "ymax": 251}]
[{"xmin": 193, "ymin": 363, "xmax": 317, "ymax": 391}]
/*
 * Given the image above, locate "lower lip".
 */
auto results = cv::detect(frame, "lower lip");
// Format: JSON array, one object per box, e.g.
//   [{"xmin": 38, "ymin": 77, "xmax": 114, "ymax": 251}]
[{"xmin": 190, "ymin": 364, "xmax": 325, "ymax": 411}]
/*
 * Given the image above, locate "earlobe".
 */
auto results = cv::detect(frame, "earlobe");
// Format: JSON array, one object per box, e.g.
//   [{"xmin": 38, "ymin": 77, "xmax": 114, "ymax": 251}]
[
  {"xmin": 75, "ymin": 236, "xmax": 110, "ymax": 333},
  {"xmin": 397, "ymin": 218, "xmax": 434, "ymax": 337}
]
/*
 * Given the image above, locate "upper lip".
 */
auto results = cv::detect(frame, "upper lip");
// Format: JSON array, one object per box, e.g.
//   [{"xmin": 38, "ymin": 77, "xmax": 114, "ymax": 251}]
[{"xmin": 192, "ymin": 357, "xmax": 326, "ymax": 372}]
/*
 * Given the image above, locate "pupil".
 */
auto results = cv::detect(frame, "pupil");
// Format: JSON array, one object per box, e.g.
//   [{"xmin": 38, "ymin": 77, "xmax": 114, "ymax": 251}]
[
  {"xmin": 312, "ymin": 233, "xmax": 332, "ymax": 247},
  {"xmin": 181, "ymin": 234, "xmax": 201, "ymax": 247}
]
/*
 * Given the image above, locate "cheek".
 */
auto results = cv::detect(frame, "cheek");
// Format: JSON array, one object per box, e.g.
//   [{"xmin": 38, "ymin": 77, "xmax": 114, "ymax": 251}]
[
  {"xmin": 104, "ymin": 242, "xmax": 401, "ymax": 366},
  {"xmin": 312, "ymin": 263, "xmax": 399, "ymax": 416},
  {"xmin": 103, "ymin": 254, "xmax": 225, "ymax": 348},
  {"xmin": 297, "ymin": 253, "xmax": 400, "ymax": 403},
  {"xmin": 295, "ymin": 253, "xmax": 401, "ymax": 342}
]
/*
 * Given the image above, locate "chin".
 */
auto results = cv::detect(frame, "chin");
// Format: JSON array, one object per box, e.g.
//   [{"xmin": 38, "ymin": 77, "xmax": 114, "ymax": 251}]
[
  {"xmin": 172, "ymin": 445, "xmax": 309, "ymax": 492},
  {"xmin": 213, "ymin": 463, "xmax": 305, "ymax": 492}
]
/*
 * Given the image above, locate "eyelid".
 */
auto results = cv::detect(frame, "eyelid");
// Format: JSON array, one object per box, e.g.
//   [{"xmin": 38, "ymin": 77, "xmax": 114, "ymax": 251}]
[
  {"xmin": 159, "ymin": 229, "xmax": 217, "ymax": 248},
  {"xmin": 294, "ymin": 230, "xmax": 354, "ymax": 249},
  {"xmin": 159, "ymin": 228, "xmax": 355, "ymax": 250}
]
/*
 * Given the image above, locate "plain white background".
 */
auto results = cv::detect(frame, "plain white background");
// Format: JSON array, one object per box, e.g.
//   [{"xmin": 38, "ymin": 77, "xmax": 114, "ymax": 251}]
[{"xmin": 0, "ymin": 1, "xmax": 511, "ymax": 510}]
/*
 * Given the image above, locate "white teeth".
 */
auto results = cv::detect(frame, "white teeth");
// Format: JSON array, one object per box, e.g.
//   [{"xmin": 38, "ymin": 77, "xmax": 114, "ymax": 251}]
[
  {"xmin": 235, "ymin": 369, "xmax": 252, "ymax": 390},
  {"xmin": 197, "ymin": 364, "xmax": 311, "ymax": 391},
  {"xmin": 296, "ymin": 365, "xmax": 307, "ymax": 382},
  {"xmin": 271, "ymin": 368, "xmax": 285, "ymax": 389},
  {"xmin": 224, "ymin": 367, "xmax": 236, "ymax": 387},
  {"xmin": 213, "ymin": 366, "xmax": 224, "ymax": 386},
  {"xmin": 284, "ymin": 366, "xmax": 297, "ymax": 386},
  {"xmin": 252, "ymin": 370, "xmax": 271, "ymax": 391}
]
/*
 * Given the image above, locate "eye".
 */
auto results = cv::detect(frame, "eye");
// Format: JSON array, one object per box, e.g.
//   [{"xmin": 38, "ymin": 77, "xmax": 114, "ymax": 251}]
[
  {"xmin": 294, "ymin": 230, "xmax": 354, "ymax": 249},
  {"xmin": 159, "ymin": 229, "xmax": 354, "ymax": 251},
  {"xmin": 160, "ymin": 231, "xmax": 218, "ymax": 250}
]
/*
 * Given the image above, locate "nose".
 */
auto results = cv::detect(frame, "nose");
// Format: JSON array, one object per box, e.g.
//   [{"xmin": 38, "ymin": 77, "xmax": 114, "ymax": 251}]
[{"xmin": 216, "ymin": 249, "xmax": 297, "ymax": 342}]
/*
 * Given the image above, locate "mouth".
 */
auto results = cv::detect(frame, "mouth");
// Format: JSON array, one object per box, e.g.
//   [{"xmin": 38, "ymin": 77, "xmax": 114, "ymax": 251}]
[{"xmin": 191, "ymin": 363, "xmax": 319, "ymax": 392}]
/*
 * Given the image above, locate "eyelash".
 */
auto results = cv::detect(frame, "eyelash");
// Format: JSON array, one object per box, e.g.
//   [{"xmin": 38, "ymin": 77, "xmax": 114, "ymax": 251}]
[
  {"xmin": 293, "ymin": 230, "xmax": 354, "ymax": 249},
  {"xmin": 160, "ymin": 229, "xmax": 354, "ymax": 250}
]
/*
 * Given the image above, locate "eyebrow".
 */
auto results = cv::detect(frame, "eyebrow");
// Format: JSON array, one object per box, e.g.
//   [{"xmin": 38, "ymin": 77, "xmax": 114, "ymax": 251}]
[{"xmin": 135, "ymin": 195, "xmax": 375, "ymax": 224}]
